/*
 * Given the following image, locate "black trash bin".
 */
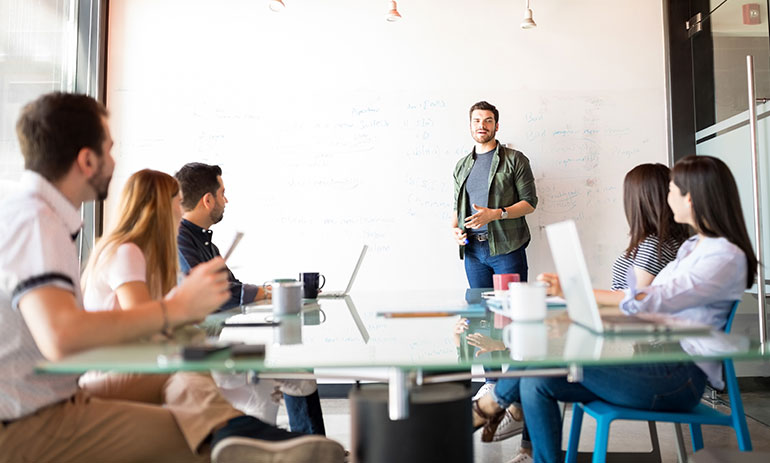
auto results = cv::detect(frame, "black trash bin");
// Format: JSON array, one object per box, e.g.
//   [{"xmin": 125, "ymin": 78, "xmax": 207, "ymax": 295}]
[{"xmin": 349, "ymin": 382, "xmax": 473, "ymax": 463}]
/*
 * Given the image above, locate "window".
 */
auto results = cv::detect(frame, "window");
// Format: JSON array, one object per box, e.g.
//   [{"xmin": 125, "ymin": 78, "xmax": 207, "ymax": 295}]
[{"xmin": 0, "ymin": 0, "xmax": 78, "ymax": 185}]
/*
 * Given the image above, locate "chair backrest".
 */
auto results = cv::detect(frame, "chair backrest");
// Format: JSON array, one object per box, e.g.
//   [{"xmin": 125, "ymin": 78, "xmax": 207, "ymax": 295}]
[{"xmin": 724, "ymin": 300, "xmax": 741, "ymax": 334}]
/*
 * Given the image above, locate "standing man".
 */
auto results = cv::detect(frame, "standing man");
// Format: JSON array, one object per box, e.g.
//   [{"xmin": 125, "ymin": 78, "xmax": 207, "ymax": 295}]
[
  {"xmin": 453, "ymin": 100, "xmax": 538, "ymax": 286},
  {"xmin": 175, "ymin": 162, "xmax": 326, "ymax": 436},
  {"xmin": 0, "ymin": 92, "xmax": 344, "ymax": 462},
  {"xmin": 453, "ymin": 101, "xmax": 538, "ymax": 450}
]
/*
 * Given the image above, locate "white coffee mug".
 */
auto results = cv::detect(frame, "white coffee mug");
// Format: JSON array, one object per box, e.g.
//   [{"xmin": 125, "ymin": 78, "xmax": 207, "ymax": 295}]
[
  {"xmin": 507, "ymin": 282, "xmax": 547, "ymax": 321},
  {"xmin": 505, "ymin": 322, "xmax": 548, "ymax": 360}
]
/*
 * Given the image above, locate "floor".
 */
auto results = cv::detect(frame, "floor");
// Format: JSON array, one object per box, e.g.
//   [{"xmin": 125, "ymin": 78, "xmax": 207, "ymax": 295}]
[{"xmin": 277, "ymin": 385, "xmax": 770, "ymax": 462}]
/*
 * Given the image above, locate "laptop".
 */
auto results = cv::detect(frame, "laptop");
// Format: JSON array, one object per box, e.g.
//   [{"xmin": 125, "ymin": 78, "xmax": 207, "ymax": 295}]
[
  {"xmin": 317, "ymin": 245, "xmax": 368, "ymax": 298},
  {"xmin": 545, "ymin": 220, "xmax": 710, "ymax": 334}
]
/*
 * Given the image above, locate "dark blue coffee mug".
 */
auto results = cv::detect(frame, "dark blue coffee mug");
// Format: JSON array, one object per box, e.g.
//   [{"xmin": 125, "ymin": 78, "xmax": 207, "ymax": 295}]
[{"xmin": 299, "ymin": 272, "xmax": 326, "ymax": 299}]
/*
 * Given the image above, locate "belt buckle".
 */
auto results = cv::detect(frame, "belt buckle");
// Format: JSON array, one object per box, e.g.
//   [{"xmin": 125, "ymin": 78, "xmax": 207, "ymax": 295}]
[{"xmin": 477, "ymin": 233, "xmax": 488, "ymax": 242}]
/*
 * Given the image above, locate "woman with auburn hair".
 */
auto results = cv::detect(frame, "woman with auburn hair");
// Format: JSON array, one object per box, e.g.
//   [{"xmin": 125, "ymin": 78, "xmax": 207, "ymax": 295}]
[
  {"xmin": 474, "ymin": 156, "xmax": 757, "ymax": 463},
  {"xmin": 83, "ymin": 169, "xmax": 182, "ymax": 310}
]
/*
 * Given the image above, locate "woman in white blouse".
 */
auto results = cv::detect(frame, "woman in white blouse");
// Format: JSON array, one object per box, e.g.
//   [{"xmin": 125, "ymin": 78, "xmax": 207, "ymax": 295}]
[
  {"xmin": 81, "ymin": 169, "xmax": 326, "ymax": 437},
  {"xmin": 472, "ymin": 156, "xmax": 757, "ymax": 463}
]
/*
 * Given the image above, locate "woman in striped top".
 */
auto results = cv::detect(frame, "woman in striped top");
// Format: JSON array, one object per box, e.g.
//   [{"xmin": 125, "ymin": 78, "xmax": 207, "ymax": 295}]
[
  {"xmin": 473, "ymin": 163, "xmax": 689, "ymax": 463},
  {"xmin": 542, "ymin": 163, "xmax": 690, "ymax": 305},
  {"xmin": 475, "ymin": 158, "xmax": 757, "ymax": 463}
]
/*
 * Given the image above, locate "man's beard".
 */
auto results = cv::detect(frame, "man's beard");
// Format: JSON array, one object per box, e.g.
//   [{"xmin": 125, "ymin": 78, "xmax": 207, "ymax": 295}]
[
  {"xmin": 210, "ymin": 208, "xmax": 224, "ymax": 224},
  {"xmin": 473, "ymin": 130, "xmax": 496, "ymax": 145},
  {"xmin": 88, "ymin": 162, "xmax": 111, "ymax": 201}
]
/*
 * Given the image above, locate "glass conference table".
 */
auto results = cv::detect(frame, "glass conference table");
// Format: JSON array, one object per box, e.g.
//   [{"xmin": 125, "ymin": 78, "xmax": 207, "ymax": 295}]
[{"xmin": 38, "ymin": 289, "xmax": 769, "ymax": 420}]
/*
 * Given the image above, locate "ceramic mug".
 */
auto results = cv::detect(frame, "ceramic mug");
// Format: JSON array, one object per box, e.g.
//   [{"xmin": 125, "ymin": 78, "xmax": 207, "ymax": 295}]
[
  {"xmin": 493, "ymin": 273, "xmax": 520, "ymax": 298},
  {"xmin": 272, "ymin": 281, "xmax": 303, "ymax": 316},
  {"xmin": 507, "ymin": 282, "xmax": 547, "ymax": 322},
  {"xmin": 299, "ymin": 272, "xmax": 326, "ymax": 299}
]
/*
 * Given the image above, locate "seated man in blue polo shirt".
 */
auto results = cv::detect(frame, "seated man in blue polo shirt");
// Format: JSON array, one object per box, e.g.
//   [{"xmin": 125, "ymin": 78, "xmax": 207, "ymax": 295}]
[{"xmin": 175, "ymin": 162, "xmax": 326, "ymax": 436}]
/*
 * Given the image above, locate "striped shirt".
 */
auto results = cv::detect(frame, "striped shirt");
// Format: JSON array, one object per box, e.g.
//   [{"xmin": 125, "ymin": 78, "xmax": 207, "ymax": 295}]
[
  {"xmin": 0, "ymin": 171, "xmax": 82, "ymax": 420},
  {"xmin": 610, "ymin": 235, "xmax": 681, "ymax": 290}
]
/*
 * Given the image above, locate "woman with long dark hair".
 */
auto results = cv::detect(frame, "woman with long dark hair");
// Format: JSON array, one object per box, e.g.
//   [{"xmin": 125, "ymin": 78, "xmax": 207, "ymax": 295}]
[
  {"xmin": 538, "ymin": 163, "xmax": 690, "ymax": 306},
  {"xmin": 471, "ymin": 163, "xmax": 689, "ymax": 461},
  {"xmin": 473, "ymin": 156, "xmax": 757, "ymax": 463}
]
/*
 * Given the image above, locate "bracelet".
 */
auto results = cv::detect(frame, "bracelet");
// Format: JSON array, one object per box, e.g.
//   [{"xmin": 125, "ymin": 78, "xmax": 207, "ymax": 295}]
[{"xmin": 159, "ymin": 301, "xmax": 173, "ymax": 338}]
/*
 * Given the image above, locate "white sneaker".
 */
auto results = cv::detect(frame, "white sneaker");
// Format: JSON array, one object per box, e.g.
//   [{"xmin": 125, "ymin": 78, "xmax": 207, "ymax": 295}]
[
  {"xmin": 507, "ymin": 451, "xmax": 533, "ymax": 463},
  {"xmin": 473, "ymin": 382, "xmax": 495, "ymax": 401},
  {"xmin": 212, "ymin": 435, "xmax": 345, "ymax": 463},
  {"xmin": 492, "ymin": 409, "xmax": 524, "ymax": 442}
]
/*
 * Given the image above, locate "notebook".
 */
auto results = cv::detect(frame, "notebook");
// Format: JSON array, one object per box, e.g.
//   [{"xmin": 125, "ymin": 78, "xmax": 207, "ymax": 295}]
[
  {"xmin": 317, "ymin": 245, "xmax": 368, "ymax": 298},
  {"xmin": 545, "ymin": 220, "xmax": 710, "ymax": 334}
]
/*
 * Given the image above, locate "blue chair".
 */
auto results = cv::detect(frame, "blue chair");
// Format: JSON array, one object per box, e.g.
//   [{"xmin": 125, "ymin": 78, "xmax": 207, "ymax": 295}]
[{"xmin": 565, "ymin": 301, "xmax": 751, "ymax": 463}]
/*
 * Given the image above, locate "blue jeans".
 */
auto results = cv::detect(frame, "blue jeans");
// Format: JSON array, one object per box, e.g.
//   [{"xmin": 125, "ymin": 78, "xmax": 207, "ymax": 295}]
[
  {"xmin": 284, "ymin": 391, "xmax": 326, "ymax": 435},
  {"xmin": 494, "ymin": 363, "xmax": 706, "ymax": 463},
  {"xmin": 464, "ymin": 239, "xmax": 529, "ymax": 288},
  {"xmin": 465, "ymin": 240, "xmax": 527, "ymax": 385}
]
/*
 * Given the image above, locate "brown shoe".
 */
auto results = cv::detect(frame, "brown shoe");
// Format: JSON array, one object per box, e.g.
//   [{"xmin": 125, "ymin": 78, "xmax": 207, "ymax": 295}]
[{"xmin": 472, "ymin": 398, "xmax": 506, "ymax": 442}]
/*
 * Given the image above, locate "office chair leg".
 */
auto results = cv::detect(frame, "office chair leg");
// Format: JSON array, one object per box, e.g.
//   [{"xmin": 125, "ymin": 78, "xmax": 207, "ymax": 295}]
[
  {"xmin": 592, "ymin": 416, "xmax": 611, "ymax": 463},
  {"xmin": 689, "ymin": 423, "xmax": 704, "ymax": 451},
  {"xmin": 674, "ymin": 422, "xmax": 688, "ymax": 463},
  {"xmin": 724, "ymin": 361, "xmax": 753, "ymax": 452},
  {"xmin": 565, "ymin": 404, "xmax": 583, "ymax": 463}
]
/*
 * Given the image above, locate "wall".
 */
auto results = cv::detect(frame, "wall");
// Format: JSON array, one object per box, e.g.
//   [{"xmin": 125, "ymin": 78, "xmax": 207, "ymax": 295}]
[{"xmin": 104, "ymin": 0, "xmax": 669, "ymax": 290}]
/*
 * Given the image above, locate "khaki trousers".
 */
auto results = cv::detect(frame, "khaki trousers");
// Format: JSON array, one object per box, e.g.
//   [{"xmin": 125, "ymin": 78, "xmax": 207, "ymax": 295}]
[{"xmin": 0, "ymin": 372, "xmax": 242, "ymax": 463}]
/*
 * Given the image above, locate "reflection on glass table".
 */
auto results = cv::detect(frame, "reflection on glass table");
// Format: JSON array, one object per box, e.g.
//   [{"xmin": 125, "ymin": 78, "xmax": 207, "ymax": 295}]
[{"xmin": 37, "ymin": 290, "xmax": 767, "ymax": 375}]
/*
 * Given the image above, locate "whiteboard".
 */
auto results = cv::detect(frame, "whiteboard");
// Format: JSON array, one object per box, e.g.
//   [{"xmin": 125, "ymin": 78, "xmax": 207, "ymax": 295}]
[{"xmin": 104, "ymin": 0, "xmax": 669, "ymax": 291}]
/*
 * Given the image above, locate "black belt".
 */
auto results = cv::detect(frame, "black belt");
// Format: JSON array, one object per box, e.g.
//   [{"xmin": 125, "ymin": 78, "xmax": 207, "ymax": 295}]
[{"xmin": 469, "ymin": 233, "xmax": 489, "ymax": 242}]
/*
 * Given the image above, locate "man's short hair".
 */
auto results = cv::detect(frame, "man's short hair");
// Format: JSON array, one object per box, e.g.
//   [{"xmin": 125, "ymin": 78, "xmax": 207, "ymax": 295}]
[
  {"xmin": 469, "ymin": 101, "xmax": 499, "ymax": 124},
  {"xmin": 175, "ymin": 162, "xmax": 223, "ymax": 211},
  {"xmin": 16, "ymin": 92, "xmax": 108, "ymax": 182}
]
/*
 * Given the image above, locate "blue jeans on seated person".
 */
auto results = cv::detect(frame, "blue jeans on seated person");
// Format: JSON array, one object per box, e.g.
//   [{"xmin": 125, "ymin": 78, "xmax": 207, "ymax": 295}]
[
  {"xmin": 493, "ymin": 363, "xmax": 706, "ymax": 463},
  {"xmin": 284, "ymin": 390, "xmax": 326, "ymax": 435}
]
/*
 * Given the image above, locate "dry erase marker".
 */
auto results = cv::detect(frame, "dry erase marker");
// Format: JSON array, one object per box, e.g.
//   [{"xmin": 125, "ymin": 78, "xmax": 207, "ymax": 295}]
[{"xmin": 380, "ymin": 312, "xmax": 456, "ymax": 318}]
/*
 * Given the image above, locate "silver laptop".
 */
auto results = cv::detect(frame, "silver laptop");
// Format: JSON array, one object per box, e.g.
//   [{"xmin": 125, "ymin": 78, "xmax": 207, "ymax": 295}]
[
  {"xmin": 545, "ymin": 220, "xmax": 710, "ymax": 334},
  {"xmin": 318, "ymin": 245, "xmax": 368, "ymax": 298}
]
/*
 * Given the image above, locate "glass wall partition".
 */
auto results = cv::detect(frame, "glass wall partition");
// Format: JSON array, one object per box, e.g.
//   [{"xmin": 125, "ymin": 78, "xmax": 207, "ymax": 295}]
[{"xmin": 691, "ymin": 0, "xmax": 770, "ymax": 342}]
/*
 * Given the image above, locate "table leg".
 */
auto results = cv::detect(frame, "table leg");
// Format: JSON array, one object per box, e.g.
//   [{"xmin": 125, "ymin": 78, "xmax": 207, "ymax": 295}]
[{"xmin": 388, "ymin": 367, "xmax": 409, "ymax": 420}]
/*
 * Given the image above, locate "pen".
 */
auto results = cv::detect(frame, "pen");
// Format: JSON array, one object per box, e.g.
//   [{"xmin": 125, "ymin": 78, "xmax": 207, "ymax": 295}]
[
  {"xmin": 380, "ymin": 312, "xmax": 457, "ymax": 318},
  {"xmin": 222, "ymin": 322, "xmax": 281, "ymax": 327}
]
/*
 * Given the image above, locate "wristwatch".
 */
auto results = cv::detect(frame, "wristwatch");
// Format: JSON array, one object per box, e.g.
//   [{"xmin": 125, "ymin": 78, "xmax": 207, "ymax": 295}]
[{"xmin": 500, "ymin": 207, "xmax": 508, "ymax": 219}]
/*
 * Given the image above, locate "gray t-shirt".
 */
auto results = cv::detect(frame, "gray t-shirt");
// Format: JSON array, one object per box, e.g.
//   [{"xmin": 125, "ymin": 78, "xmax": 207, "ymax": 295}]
[{"xmin": 464, "ymin": 149, "xmax": 495, "ymax": 233}]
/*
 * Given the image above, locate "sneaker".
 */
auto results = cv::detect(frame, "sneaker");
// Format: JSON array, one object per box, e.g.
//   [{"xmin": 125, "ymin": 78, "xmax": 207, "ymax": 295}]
[
  {"xmin": 212, "ymin": 436, "xmax": 345, "ymax": 463},
  {"xmin": 211, "ymin": 416, "xmax": 345, "ymax": 463},
  {"xmin": 473, "ymin": 382, "xmax": 495, "ymax": 401},
  {"xmin": 492, "ymin": 409, "xmax": 524, "ymax": 442},
  {"xmin": 506, "ymin": 451, "xmax": 533, "ymax": 463}
]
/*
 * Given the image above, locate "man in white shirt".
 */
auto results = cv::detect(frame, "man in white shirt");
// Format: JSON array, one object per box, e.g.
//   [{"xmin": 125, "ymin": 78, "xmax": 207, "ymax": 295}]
[{"xmin": 0, "ymin": 92, "xmax": 344, "ymax": 462}]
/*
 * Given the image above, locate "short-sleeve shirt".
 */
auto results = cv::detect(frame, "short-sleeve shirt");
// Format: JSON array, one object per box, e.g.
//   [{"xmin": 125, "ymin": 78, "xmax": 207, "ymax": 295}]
[
  {"xmin": 0, "ymin": 171, "xmax": 82, "ymax": 420},
  {"xmin": 610, "ymin": 235, "xmax": 681, "ymax": 290},
  {"xmin": 83, "ymin": 243, "xmax": 147, "ymax": 311}
]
